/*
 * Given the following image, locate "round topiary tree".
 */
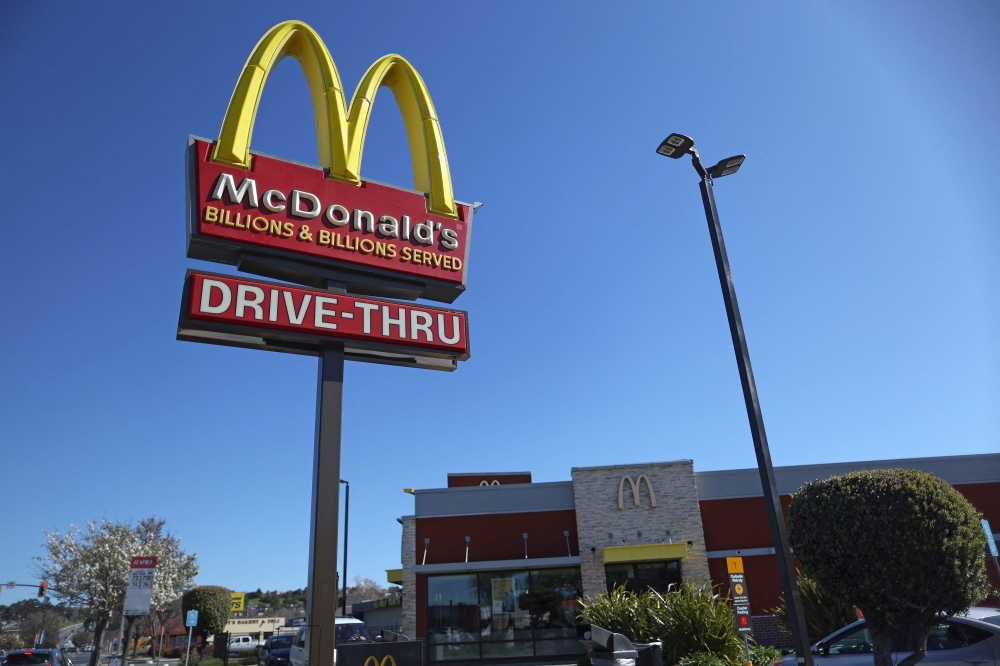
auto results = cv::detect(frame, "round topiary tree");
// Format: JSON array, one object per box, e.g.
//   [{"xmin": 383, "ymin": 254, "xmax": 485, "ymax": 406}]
[
  {"xmin": 788, "ymin": 469, "xmax": 991, "ymax": 666},
  {"xmin": 182, "ymin": 586, "xmax": 232, "ymax": 647}
]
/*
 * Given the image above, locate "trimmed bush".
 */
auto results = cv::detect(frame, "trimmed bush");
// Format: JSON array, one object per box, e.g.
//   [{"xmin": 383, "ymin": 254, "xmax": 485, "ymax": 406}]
[
  {"xmin": 788, "ymin": 469, "xmax": 991, "ymax": 666},
  {"xmin": 182, "ymin": 586, "xmax": 233, "ymax": 644}
]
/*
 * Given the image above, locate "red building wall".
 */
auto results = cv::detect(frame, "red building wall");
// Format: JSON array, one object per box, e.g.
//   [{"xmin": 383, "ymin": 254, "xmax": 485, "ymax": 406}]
[
  {"xmin": 447, "ymin": 473, "xmax": 532, "ymax": 487},
  {"xmin": 415, "ymin": 510, "xmax": 578, "ymax": 565}
]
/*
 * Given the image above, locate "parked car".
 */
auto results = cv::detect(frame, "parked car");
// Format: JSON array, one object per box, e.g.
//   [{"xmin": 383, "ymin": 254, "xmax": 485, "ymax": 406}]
[
  {"xmin": 773, "ymin": 613, "xmax": 1000, "ymax": 666},
  {"xmin": 229, "ymin": 636, "xmax": 261, "ymax": 655},
  {"xmin": 258, "ymin": 634, "xmax": 295, "ymax": 666},
  {"xmin": 5, "ymin": 650, "xmax": 71, "ymax": 666},
  {"xmin": 289, "ymin": 619, "xmax": 374, "ymax": 666}
]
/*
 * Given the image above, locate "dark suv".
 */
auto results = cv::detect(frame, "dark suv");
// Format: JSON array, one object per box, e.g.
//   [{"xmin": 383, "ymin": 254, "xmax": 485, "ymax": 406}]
[
  {"xmin": 257, "ymin": 635, "xmax": 295, "ymax": 666},
  {"xmin": 6, "ymin": 650, "xmax": 72, "ymax": 666}
]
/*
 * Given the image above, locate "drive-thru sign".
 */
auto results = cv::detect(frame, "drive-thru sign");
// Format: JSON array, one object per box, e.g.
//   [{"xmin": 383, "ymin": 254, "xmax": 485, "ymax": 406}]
[{"xmin": 175, "ymin": 20, "xmax": 477, "ymax": 666}]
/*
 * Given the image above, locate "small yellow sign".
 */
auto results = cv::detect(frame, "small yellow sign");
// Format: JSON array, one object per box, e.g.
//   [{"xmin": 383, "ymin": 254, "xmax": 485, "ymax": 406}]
[
  {"xmin": 726, "ymin": 557, "xmax": 744, "ymax": 574},
  {"xmin": 231, "ymin": 592, "xmax": 245, "ymax": 612}
]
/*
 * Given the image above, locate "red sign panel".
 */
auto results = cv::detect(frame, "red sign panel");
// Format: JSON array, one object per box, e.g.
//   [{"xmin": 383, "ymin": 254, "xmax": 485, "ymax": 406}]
[
  {"xmin": 187, "ymin": 138, "xmax": 473, "ymax": 300},
  {"xmin": 129, "ymin": 557, "xmax": 158, "ymax": 569},
  {"xmin": 182, "ymin": 272, "xmax": 469, "ymax": 359}
]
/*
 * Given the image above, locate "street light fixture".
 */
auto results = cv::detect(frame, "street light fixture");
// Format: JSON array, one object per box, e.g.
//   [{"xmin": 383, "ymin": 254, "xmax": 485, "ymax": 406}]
[{"xmin": 656, "ymin": 134, "xmax": 813, "ymax": 666}]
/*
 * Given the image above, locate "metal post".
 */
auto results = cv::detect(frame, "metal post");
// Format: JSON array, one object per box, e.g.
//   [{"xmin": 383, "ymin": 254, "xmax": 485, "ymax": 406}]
[
  {"xmin": 307, "ymin": 343, "xmax": 344, "ymax": 666},
  {"xmin": 183, "ymin": 627, "xmax": 193, "ymax": 666},
  {"xmin": 743, "ymin": 634, "xmax": 752, "ymax": 666},
  {"xmin": 341, "ymin": 479, "xmax": 349, "ymax": 617},
  {"xmin": 696, "ymin": 171, "xmax": 813, "ymax": 666}
]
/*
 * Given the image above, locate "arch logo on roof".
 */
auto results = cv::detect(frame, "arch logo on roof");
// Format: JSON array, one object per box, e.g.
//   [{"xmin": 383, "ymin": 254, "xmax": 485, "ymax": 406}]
[{"xmin": 186, "ymin": 20, "xmax": 475, "ymax": 304}]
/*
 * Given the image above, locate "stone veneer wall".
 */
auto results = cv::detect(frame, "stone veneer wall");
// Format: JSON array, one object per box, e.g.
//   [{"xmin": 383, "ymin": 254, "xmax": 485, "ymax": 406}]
[
  {"xmin": 572, "ymin": 460, "xmax": 711, "ymax": 598},
  {"xmin": 400, "ymin": 516, "xmax": 417, "ymax": 638}
]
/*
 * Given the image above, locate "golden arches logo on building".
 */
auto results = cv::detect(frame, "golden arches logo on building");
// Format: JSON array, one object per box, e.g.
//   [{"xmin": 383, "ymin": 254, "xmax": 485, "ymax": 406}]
[
  {"xmin": 363, "ymin": 657, "xmax": 397, "ymax": 666},
  {"xmin": 212, "ymin": 20, "xmax": 457, "ymax": 218},
  {"xmin": 618, "ymin": 475, "xmax": 657, "ymax": 509}
]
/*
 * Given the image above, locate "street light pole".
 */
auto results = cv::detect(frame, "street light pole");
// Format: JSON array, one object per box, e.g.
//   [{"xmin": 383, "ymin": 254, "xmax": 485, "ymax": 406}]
[
  {"xmin": 656, "ymin": 133, "xmax": 814, "ymax": 666},
  {"xmin": 340, "ymin": 479, "xmax": 349, "ymax": 616}
]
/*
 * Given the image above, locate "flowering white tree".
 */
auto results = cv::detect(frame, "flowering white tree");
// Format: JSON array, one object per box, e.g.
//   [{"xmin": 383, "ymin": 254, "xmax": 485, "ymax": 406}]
[{"xmin": 35, "ymin": 517, "xmax": 198, "ymax": 666}]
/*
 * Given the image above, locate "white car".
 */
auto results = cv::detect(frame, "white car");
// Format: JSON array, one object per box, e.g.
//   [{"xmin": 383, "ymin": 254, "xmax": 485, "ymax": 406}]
[
  {"xmin": 289, "ymin": 618, "xmax": 374, "ymax": 666},
  {"xmin": 229, "ymin": 636, "xmax": 262, "ymax": 654},
  {"xmin": 774, "ymin": 612, "xmax": 1000, "ymax": 666}
]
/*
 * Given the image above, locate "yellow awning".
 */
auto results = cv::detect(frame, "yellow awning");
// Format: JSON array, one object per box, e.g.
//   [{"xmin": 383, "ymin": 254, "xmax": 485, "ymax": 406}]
[
  {"xmin": 386, "ymin": 568, "xmax": 403, "ymax": 585},
  {"xmin": 603, "ymin": 543, "xmax": 688, "ymax": 564}
]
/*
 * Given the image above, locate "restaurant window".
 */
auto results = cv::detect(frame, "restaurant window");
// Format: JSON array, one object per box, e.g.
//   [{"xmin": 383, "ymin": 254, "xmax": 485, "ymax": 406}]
[
  {"xmin": 426, "ymin": 568, "xmax": 586, "ymax": 661},
  {"xmin": 604, "ymin": 560, "xmax": 681, "ymax": 594}
]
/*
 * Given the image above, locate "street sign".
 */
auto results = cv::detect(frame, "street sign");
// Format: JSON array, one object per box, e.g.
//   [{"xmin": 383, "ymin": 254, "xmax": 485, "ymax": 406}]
[
  {"xmin": 734, "ymin": 605, "xmax": 752, "ymax": 634},
  {"xmin": 984, "ymin": 519, "xmax": 998, "ymax": 558},
  {"xmin": 727, "ymin": 557, "xmax": 753, "ymax": 635},
  {"xmin": 123, "ymin": 556, "xmax": 157, "ymax": 616},
  {"xmin": 186, "ymin": 610, "xmax": 198, "ymax": 628},
  {"xmin": 177, "ymin": 270, "xmax": 470, "ymax": 371},
  {"xmin": 231, "ymin": 593, "xmax": 245, "ymax": 612}
]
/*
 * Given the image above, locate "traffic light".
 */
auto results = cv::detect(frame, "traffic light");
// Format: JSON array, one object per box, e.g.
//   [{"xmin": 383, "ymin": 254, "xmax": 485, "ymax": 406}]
[{"xmin": 37, "ymin": 581, "xmax": 48, "ymax": 598}]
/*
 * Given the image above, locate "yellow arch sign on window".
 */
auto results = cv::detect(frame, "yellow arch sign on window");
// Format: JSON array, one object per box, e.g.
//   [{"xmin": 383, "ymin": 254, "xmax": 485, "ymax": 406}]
[{"xmin": 211, "ymin": 20, "xmax": 457, "ymax": 219}]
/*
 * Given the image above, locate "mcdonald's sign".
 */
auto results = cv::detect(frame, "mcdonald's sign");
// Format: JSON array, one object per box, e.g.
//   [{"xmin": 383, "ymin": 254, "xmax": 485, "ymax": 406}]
[
  {"xmin": 618, "ymin": 475, "xmax": 657, "ymax": 509},
  {"xmin": 186, "ymin": 21, "xmax": 475, "ymax": 304}
]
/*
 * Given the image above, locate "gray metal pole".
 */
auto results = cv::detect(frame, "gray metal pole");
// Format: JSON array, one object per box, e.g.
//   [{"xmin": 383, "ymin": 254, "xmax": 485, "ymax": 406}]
[
  {"xmin": 307, "ymin": 343, "xmax": 344, "ymax": 666},
  {"xmin": 341, "ymin": 480, "xmax": 349, "ymax": 616},
  {"xmin": 696, "ymin": 168, "xmax": 814, "ymax": 666},
  {"xmin": 183, "ymin": 627, "xmax": 192, "ymax": 666}
]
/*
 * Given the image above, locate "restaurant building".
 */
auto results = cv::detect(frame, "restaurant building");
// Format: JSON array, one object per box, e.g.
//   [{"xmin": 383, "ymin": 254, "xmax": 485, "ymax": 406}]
[{"xmin": 394, "ymin": 453, "xmax": 1000, "ymax": 664}]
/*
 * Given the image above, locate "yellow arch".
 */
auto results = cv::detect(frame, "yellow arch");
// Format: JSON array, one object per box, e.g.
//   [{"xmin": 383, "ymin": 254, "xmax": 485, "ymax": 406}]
[
  {"xmin": 618, "ymin": 475, "xmax": 657, "ymax": 509},
  {"xmin": 211, "ymin": 20, "xmax": 457, "ymax": 218}
]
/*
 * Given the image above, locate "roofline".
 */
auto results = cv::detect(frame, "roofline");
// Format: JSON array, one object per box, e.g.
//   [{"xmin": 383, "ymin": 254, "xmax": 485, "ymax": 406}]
[
  {"xmin": 694, "ymin": 452, "xmax": 1000, "ymax": 477},
  {"xmin": 572, "ymin": 459, "xmax": 692, "ymax": 473},
  {"xmin": 447, "ymin": 472, "xmax": 532, "ymax": 477},
  {"xmin": 413, "ymin": 480, "xmax": 571, "ymax": 495}
]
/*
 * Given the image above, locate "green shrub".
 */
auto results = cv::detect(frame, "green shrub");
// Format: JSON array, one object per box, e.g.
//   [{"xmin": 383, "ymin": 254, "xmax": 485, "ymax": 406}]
[
  {"xmin": 577, "ymin": 585, "xmax": 657, "ymax": 642},
  {"xmin": 748, "ymin": 644, "xmax": 782, "ymax": 666},
  {"xmin": 771, "ymin": 575, "xmax": 858, "ymax": 645},
  {"xmin": 239, "ymin": 649, "xmax": 258, "ymax": 665},
  {"xmin": 579, "ymin": 583, "xmax": 744, "ymax": 666},
  {"xmin": 678, "ymin": 653, "xmax": 729, "ymax": 666},
  {"xmin": 647, "ymin": 583, "xmax": 743, "ymax": 666}
]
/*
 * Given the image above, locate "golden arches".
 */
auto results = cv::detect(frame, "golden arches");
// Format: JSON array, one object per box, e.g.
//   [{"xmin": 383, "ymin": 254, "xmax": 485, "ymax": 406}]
[
  {"xmin": 363, "ymin": 657, "xmax": 397, "ymax": 666},
  {"xmin": 211, "ymin": 20, "xmax": 457, "ymax": 218},
  {"xmin": 618, "ymin": 475, "xmax": 657, "ymax": 509}
]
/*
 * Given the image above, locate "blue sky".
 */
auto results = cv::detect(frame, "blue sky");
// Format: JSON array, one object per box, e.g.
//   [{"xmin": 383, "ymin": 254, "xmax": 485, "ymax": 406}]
[{"xmin": 1, "ymin": 1, "xmax": 997, "ymax": 603}]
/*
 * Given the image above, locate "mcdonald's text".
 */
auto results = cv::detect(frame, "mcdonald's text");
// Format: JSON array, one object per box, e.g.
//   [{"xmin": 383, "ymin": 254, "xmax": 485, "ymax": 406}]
[
  {"xmin": 188, "ymin": 139, "xmax": 472, "ymax": 293},
  {"xmin": 180, "ymin": 271, "xmax": 469, "ymax": 358}
]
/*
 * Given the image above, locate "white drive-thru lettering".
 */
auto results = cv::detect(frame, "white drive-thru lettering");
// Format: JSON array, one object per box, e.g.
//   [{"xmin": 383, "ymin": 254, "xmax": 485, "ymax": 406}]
[
  {"xmin": 236, "ymin": 285, "xmax": 265, "ymax": 320},
  {"xmin": 284, "ymin": 292, "xmax": 312, "ymax": 325},
  {"xmin": 314, "ymin": 297, "xmax": 338, "ymax": 330},
  {"xmin": 437, "ymin": 314, "xmax": 461, "ymax": 345},
  {"xmin": 200, "ymin": 279, "xmax": 232, "ymax": 314}
]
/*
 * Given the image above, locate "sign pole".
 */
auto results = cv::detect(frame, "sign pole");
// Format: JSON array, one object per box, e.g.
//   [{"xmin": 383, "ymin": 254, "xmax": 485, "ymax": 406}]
[
  {"xmin": 307, "ymin": 330, "xmax": 344, "ymax": 666},
  {"xmin": 697, "ymin": 171, "xmax": 813, "ymax": 666},
  {"xmin": 183, "ymin": 627, "xmax": 192, "ymax": 666}
]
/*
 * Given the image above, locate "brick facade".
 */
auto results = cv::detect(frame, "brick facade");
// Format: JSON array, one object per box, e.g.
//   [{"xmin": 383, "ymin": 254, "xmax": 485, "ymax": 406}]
[{"xmin": 571, "ymin": 460, "xmax": 711, "ymax": 598}]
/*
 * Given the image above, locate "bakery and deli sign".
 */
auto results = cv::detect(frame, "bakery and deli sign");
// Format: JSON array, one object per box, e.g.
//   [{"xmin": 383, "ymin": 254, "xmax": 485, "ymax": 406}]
[
  {"xmin": 186, "ymin": 20, "xmax": 474, "ymax": 304},
  {"xmin": 178, "ymin": 20, "xmax": 473, "ymax": 369}
]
